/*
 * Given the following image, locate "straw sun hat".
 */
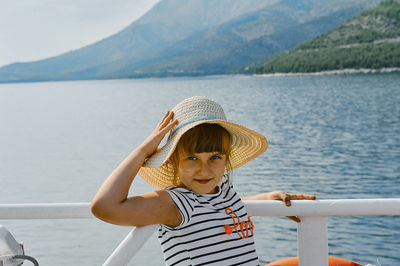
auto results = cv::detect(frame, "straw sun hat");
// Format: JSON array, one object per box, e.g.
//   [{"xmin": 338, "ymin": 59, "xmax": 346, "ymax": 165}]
[{"xmin": 138, "ymin": 96, "xmax": 268, "ymax": 189}]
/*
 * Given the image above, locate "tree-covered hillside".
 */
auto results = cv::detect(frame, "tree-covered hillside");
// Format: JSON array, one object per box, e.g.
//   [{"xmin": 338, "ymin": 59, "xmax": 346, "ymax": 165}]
[{"xmin": 255, "ymin": 0, "xmax": 400, "ymax": 74}]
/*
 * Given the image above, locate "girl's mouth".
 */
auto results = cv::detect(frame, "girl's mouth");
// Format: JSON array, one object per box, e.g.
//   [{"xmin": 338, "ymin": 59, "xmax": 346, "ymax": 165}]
[{"xmin": 195, "ymin": 179, "xmax": 212, "ymax": 184}]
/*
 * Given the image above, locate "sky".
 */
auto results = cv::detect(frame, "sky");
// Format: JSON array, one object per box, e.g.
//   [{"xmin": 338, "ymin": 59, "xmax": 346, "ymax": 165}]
[{"xmin": 0, "ymin": 0, "xmax": 160, "ymax": 68}]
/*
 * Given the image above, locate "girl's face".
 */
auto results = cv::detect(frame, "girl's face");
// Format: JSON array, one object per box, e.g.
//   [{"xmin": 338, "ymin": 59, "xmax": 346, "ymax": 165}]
[{"xmin": 177, "ymin": 151, "xmax": 226, "ymax": 194}]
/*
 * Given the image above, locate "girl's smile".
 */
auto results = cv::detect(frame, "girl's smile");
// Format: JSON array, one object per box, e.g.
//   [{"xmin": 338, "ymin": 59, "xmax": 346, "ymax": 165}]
[
  {"xmin": 177, "ymin": 152, "xmax": 227, "ymax": 194},
  {"xmin": 194, "ymin": 179, "xmax": 213, "ymax": 184}
]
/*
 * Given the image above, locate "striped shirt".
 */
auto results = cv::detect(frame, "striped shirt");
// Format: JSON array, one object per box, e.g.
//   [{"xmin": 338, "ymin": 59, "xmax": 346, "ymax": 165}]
[{"xmin": 158, "ymin": 178, "xmax": 259, "ymax": 266}]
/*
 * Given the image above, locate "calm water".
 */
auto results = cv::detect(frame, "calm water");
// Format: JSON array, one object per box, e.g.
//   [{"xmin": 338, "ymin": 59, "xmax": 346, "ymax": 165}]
[{"xmin": 0, "ymin": 74, "xmax": 399, "ymax": 265}]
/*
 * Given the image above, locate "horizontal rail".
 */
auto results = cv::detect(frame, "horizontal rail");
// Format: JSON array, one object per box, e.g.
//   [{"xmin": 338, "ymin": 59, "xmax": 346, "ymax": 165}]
[
  {"xmin": 245, "ymin": 198, "xmax": 400, "ymax": 216},
  {"xmin": 0, "ymin": 203, "xmax": 93, "ymax": 219},
  {"xmin": 1, "ymin": 199, "xmax": 400, "ymax": 266},
  {"xmin": 1, "ymin": 199, "xmax": 400, "ymax": 219}
]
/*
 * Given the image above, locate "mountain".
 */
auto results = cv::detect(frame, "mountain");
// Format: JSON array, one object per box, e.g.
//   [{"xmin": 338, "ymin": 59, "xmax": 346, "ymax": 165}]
[
  {"xmin": 255, "ymin": 0, "xmax": 400, "ymax": 74},
  {"xmin": 131, "ymin": 0, "xmax": 383, "ymax": 76},
  {"xmin": 0, "ymin": 0, "xmax": 382, "ymax": 83}
]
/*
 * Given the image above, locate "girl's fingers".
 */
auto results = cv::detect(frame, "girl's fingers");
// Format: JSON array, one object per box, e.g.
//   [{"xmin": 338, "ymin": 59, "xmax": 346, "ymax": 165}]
[
  {"xmin": 276, "ymin": 192, "xmax": 291, "ymax": 206},
  {"xmin": 158, "ymin": 119, "xmax": 178, "ymax": 139},
  {"xmin": 283, "ymin": 195, "xmax": 291, "ymax": 206},
  {"xmin": 159, "ymin": 111, "xmax": 176, "ymax": 129},
  {"xmin": 288, "ymin": 194, "xmax": 316, "ymax": 200},
  {"xmin": 159, "ymin": 110, "xmax": 172, "ymax": 125},
  {"xmin": 286, "ymin": 216, "xmax": 301, "ymax": 223},
  {"xmin": 281, "ymin": 192, "xmax": 316, "ymax": 207},
  {"xmin": 165, "ymin": 118, "xmax": 178, "ymax": 132},
  {"xmin": 278, "ymin": 192, "xmax": 316, "ymax": 222}
]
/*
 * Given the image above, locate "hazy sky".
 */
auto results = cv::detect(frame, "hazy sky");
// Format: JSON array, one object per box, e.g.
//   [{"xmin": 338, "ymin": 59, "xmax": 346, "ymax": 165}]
[{"xmin": 0, "ymin": 0, "xmax": 160, "ymax": 67}]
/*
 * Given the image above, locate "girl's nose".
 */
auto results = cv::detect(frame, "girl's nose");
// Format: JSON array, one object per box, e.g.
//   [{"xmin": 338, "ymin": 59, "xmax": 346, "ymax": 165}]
[{"xmin": 199, "ymin": 161, "xmax": 213, "ymax": 176}]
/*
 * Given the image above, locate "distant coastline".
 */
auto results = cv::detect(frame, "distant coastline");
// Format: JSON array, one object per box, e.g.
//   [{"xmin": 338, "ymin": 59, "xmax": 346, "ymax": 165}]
[{"xmin": 253, "ymin": 67, "xmax": 400, "ymax": 77}]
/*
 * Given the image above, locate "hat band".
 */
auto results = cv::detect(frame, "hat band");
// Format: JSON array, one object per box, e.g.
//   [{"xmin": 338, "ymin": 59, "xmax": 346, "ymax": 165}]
[{"xmin": 168, "ymin": 115, "xmax": 218, "ymax": 140}]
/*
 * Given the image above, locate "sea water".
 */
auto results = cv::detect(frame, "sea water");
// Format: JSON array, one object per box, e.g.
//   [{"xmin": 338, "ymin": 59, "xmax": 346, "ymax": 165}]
[{"xmin": 0, "ymin": 74, "xmax": 399, "ymax": 265}]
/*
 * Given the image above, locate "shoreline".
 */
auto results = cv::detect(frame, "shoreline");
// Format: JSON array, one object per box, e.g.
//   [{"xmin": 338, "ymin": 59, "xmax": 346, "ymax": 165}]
[{"xmin": 253, "ymin": 67, "xmax": 400, "ymax": 77}]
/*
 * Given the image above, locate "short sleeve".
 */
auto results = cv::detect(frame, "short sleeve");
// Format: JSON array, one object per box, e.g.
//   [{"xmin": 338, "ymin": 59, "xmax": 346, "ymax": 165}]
[{"xmin": 164, "ymin": 187, "xmax": 195, "ymax": 228}]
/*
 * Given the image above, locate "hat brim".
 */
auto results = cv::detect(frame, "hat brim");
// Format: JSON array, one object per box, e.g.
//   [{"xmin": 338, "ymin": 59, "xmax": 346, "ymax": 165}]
[{"xmin": 139, "ymin": 119, "xmax": 267, "ymax": 189}]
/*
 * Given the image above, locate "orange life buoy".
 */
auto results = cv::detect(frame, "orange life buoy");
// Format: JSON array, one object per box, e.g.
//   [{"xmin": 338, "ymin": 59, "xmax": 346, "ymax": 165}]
[{"xmin": 265, "ymin": 256, "xmax": 363, "ymax": 266}]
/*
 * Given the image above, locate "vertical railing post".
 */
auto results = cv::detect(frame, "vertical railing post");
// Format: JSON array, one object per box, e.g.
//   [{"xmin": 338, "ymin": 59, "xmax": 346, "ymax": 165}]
[
  {"xmin": 297, "ymin": 216, "xmax": 328, "ymax": 266},
  {"xmin": 103, "ymin": 224, "xmax": 158, "ymax": 266}
]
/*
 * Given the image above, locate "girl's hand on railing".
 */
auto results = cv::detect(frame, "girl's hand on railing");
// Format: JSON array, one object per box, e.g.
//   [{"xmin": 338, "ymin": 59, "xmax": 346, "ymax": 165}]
[
  {"xmin": 274, "ymin": 191, "xmax": 316, "ymax": 207},
  {"xmin": 276, "ymin": 191, "xmax": 316, "ymax": 223},
  {"xmin": 241, "ymin": 191, "xmax": 316, "ymax": 223}
]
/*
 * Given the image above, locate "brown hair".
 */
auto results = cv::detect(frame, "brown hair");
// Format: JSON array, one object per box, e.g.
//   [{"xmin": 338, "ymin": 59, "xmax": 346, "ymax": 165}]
[{"xmin": 168, "ymin": 123, "xmax": 232, "ymax": 185}]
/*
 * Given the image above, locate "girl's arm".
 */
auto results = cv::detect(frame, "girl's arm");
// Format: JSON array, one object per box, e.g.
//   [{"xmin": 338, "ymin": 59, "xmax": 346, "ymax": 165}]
[
  {"xmin": 242, "ymin": 191, "xmax": 316, "ymax": 223},
  {"xmin": 91, "ymin": 111, "xmax": 181, "ymax": 227}
]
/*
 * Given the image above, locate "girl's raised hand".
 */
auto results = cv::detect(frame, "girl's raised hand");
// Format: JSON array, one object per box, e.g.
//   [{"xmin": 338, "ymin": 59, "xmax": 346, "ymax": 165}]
[
  {"xmin": 91, "ymin": 110, "xmax": 179, "ymax": 227},
  {"xmin": 140, "ymin": 110, "xmax": 178, "ymax": 158}
]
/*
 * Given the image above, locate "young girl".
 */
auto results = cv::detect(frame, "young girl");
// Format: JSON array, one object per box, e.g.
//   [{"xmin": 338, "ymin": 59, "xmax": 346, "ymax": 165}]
[{"xmin": 91, "ymin": 96, "xmax": 315, "ymax": 265}]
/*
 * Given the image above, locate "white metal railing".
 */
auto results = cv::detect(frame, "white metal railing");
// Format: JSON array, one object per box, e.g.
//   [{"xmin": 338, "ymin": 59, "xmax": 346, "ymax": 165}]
[{"xmin": 1, "ymin": 199, "xmax": 400, "ymax": 266}]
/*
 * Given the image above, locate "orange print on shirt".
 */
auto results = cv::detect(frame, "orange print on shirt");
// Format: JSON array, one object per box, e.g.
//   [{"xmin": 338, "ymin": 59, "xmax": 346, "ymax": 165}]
[{"xmin": 224, "ymin": 207, "xmax": 254, "ymax": 239}]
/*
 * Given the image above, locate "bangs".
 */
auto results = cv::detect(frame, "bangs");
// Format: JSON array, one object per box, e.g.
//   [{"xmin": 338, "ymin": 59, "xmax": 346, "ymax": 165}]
[{"xmin": 177, "ymin": 123, "xmax": 231, "ymax": 156}]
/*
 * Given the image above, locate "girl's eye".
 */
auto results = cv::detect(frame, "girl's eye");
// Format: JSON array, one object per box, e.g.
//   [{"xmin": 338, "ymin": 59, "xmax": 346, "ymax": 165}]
[
  {"xmin": 211, "ymin": 155, "xmax": 222, "ymax": 160},
  {"xmin": 187, "ymin": 156, "xmax": 197, "ymax": 161}
]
